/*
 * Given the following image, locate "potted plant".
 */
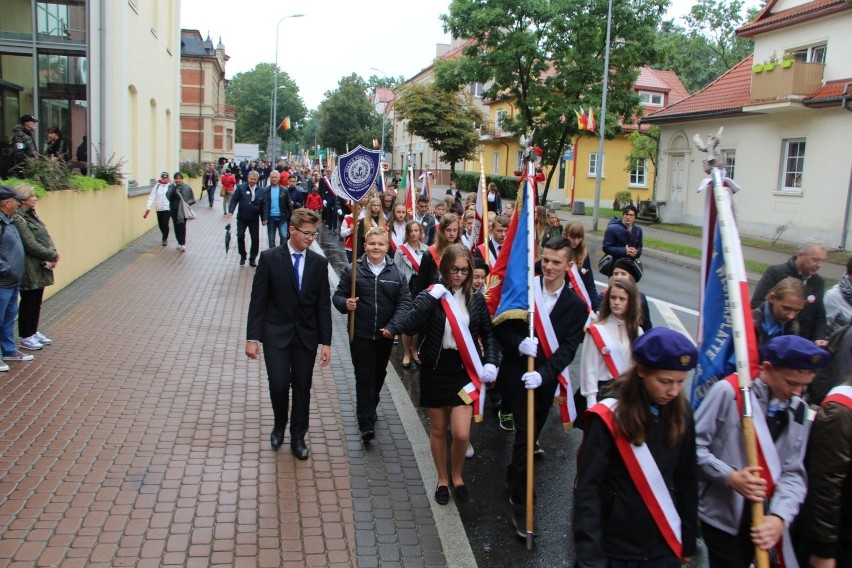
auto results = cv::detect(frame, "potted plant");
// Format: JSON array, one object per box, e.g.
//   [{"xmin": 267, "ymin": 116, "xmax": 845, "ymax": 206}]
[
  {"xmin": 781, "ymin": 52, "xmax": 794, "ymax": 69},
  {"xmin": 764, "ymin": 51, "xmax": 778, "ymax": 71},
  {"xmin": 753, "ymin": 63, "xmax": 765, "ymax": 73}
]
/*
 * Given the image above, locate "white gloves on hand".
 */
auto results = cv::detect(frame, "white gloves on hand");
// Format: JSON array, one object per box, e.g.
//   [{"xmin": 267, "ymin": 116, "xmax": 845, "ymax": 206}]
[
  {"xmin": 428, "ymin": 284, "xmax": 447, "ymax": 299},
  {"xmin": 323, "ymin": 200, "xmax": 328, "ymax": 207},
  {"xmin": 586, "ymin": 394, "xmax": 598, "ymax": 409},
  {"xmin": 337, "ymin": 209, "xmax": 343, "ymax": 216},
  {"xmin": 522, "ymin": 371, "xmax": 542, "ymax": 390},
  {"xmin": 481, "ymin": 364, "xmax": 497, "ymax": 384},
  {"xmin": 519, "ymin": 337, "xmax": 538, "ymax": 358}
]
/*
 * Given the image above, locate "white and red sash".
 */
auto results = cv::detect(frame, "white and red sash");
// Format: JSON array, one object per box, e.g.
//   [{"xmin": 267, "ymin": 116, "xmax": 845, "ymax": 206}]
[
  {"xmin": 476, "ymin": 243, "xmax": 495, "ymax": 268},
  {"xmin": 587, "ymin": 324, "xmax": 626, "ymax": 379},
  {"xmin": 430, "ymin": 286, "xmax": 486, "ymax": 421},
  {"xmin": 567, "ymin": 264, "xmax": 592, "ymax": 311},
  {"xmin": 724, "ymin": 376, "xmax": 798, "ymax": 568},
  {"xmin": 532, "ymin": 277, "xmax": 576, "ymax": 429},
  {"xmin": 389, "ymin": 223, "xmax": 405, "ymax": 253},
  {"xmin": 428, "ymin": 244, "xmax": 440, "ymax": 266},
  {"xmin": 588, "ymin": 399, "xmax": 684, "ymax": 561},
  {"xmin": 400, "ymin": 244, "xmax": 421, "ymax": 273},
  {"xmin": 822, "ymin": 385, "xmax": 852, "ymax": 409}
]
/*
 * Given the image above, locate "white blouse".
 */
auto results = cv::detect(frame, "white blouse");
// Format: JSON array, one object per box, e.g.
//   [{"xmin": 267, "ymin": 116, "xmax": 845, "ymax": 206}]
[{"xmin": 441, "ymin": 288, "xmax": 469, "ymax": 350}]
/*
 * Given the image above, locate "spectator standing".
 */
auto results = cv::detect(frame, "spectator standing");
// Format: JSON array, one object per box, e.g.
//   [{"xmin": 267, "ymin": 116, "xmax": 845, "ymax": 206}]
[
  {"xmin": 45, "ymin": 127, "xmax": 67, "ymax": 161},
  {"xmin": 333, "ymin": 227, "xmax": 411, "ymax": 441},
  {"xmin": 305, "ymin": 186, "xmax": 323, "ymax": 216},
  {"xmin": 11, "ymin": 185, "xmax": 58, "ymax": 351},
  {"xmin": 751, "ymin": 277, "xmax": 805, "ymax": 350},
  {"xmin": 75, "ymin": 135, "xmax": 88, "ymax": 175},
  {"xmin": 486, "ymin": 182, "xmax": 502, "ymax": 213},
  {"xmin": 603, "ymin": 204, "xmax": 643, "ymax": 263},
  {"xmin": 11, "ymin": 115, "xmax": 39, "ymax": 178},
  {"xmin": 165, "ymin": 172, "xmax": 195, "ymax": 252},
  {"xmin": 823, "ymin": 257, "xmax": 852, "ymax": 337},
  {"xmin": 228, "ymin": 171, "xmax": 265, "ymax": 267},
  {"xmin": 751, "ymin": 238, "xmax": 828, "ymax": 345},
  {"xmin": 574, "ymin": 328, "xmax": 699, "ymax": 566},
  {"xmin": 288, "ymin": 176, "xmax": 304, "ymax": 209},
  {"xmin": 144, "ymin": 172, "xmax": 173, "ymax": 246},
  {"xmin": 245, "ymin": 209, "xmax": 331, "ymax": 459},
  {"xmin": 0, "ymin": 185, "xmax": 32, "ymax": 370},
  {"xmin": 219, "ymin": 168, "xmax": 237, "ymax": 215},
  {"xmin": 262, "ymin": 170, "xmax": 292, "ymax": 249},
  {"xmin": 445, "ymin": 181, "xmax": 462, "ymax": 203},
  {"xmin": 201, "ymin": 163, "xmax": 219, "ymax": 208}
]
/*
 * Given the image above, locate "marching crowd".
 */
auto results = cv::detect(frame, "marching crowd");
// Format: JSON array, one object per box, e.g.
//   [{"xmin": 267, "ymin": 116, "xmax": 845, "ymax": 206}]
[{"xmin": 143, "ymin": 157, "xmax": 852, "ymax": 567}]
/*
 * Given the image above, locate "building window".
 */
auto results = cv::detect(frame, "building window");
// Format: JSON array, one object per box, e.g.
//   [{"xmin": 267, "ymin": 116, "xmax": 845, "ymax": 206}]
[
  {"xmin": 638, "ymin": 91, "xmax": 664, "ymax": 107},
  {"xmin": 629, "ymin": 158, "xmax": 647, "ymax": 187},
  {"xmin": 780, "ymin": 139, "xmax": 806, "ymax": 192},
  {"xmin": 470, "ymin": 82, "xmax": 484, "ymax": 97},
  {"xmin": 723, "ymin": 149, "xmax": 736, "ymax": 179},
  {"xmin": 516, "ymin": 150, "xmax": 524, "ymax": 171},
  {"xmin": 493, "ymin": 151, "xmax": 499, "ymax": 175},
  {"xmin": 588, "ymin": 152, "xmax": 605, "ymax": 177},
  {"xmin": 792, "ymin": 44, "xmax": 826, "ymax": 64},
  {"xmin": 495, "ymin": 109, "xmax": 507, "ymax": 132}
]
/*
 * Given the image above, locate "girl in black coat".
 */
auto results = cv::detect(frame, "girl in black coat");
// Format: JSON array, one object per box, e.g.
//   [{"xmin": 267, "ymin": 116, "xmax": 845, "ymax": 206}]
[
  {"xmin": 392, "ymin": 244, "xmax": 498, "ymax": 506},
  {"xmin": 412, "ymin": 213, "xmax": 461, "ymax": 297},
  {"xmin": 574, "ymin": 328, "xmax": 698, "ymax": 568},
  {"xmin": 564, "ymin": 220, "xmax": 601, "ymax": 312}
]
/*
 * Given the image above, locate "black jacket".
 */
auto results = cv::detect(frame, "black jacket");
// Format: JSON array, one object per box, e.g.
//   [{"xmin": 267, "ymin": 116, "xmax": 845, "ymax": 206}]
[
  {"xmin": 333, "ymin": 257, "xmax": 411, "ymax": 340},
  {"xmin": 228, "ymin": 183, "xmax": 265, "ymax": 222},
  {"xmin": 574, "ymin": 407, "xmax": 698, "ymax": 566},
  {"xmin": 751, "ymin": 255, "xmax": 826, "ymax": 341},
  {"xmin": 412, "ymin": 248, "xmax": 439, "ymax": 297},
  {"xmin": 396, "ymin": 285, "xmax": 499, "ymax": 370},
  {"xmin": 603, "ymin": 216, "xmax": 643, "ymax": 260},
  {"xmin": 262, "ymin": 184, "xmax": 293, "ymax": 223}
]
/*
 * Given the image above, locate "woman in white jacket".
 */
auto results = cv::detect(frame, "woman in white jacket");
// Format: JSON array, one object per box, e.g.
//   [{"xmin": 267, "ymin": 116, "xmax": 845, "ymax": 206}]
[
  {"xmin": 144, "ymin": 171, "xmax": 174, "ymax": 246},
  {"xmin": 579, "ymin": 277, "xmax": 643, "ymax": 410}
]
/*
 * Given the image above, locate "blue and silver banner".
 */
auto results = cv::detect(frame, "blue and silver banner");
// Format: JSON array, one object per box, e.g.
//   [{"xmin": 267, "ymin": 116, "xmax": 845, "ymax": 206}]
[{"xmin": 331, "ymin": 145, "xmax": 382, "ymax": 202}]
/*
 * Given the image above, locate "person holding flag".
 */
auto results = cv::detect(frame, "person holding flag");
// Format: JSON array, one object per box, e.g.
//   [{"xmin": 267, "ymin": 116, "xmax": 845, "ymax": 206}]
[
  {"xmin": 695, "ymin": 335, "xmax": 829, "ymax": 568},
  {"xmin": 392, "ymin": 244, "xmax": 499, "ymax": 505},
  {"xmin": 574, "ymin": 327, "xmax": 699, "ymax": 567},
  {"xmin": 473, "ymin": 214, "xmax": 509, "ymax": 269},
  {"xmin": 495, "ymin": 237, "xmax": 588, "ymax": 536}
]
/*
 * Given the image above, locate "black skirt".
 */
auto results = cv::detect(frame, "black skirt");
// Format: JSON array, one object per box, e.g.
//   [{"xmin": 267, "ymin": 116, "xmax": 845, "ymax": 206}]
[{"xmin": 419, "ymin": 348, "xmax": 471, "ymax": 408}]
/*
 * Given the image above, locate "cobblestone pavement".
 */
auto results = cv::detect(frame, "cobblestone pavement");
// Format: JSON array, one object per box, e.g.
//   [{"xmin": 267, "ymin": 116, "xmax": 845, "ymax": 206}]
[{"xmin": 0, "ymin": 199, "xmax": 452, "ymax": 567}]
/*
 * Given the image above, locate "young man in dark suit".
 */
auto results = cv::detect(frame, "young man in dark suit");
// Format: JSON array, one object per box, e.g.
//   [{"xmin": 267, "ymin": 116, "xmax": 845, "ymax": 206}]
[
  {"xmin": 494, "ymin": 237, "xmax": 588, "ymax": 538},
  {"xmin": 245, "ymin": 208, "xmax": 332, "ymax": 459},
  {"xmin": 228, "ymin": 170, "xmax": 265, "ymax": 266}
]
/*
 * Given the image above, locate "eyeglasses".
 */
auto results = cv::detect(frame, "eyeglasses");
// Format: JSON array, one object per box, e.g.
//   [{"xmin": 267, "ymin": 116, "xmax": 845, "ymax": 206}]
[
  {"xmin": 449, "ymin": 266, "xmax": 470, "ymax": 275},
  {"xmin": 293, "ymin": 227, "xmax": 319, "ymax": 239}
]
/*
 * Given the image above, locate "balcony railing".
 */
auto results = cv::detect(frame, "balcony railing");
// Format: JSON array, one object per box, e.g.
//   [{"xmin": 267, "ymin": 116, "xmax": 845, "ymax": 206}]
[{"xmin": 751, "ymin": 62, "xmax": 824, "ymax": 101}]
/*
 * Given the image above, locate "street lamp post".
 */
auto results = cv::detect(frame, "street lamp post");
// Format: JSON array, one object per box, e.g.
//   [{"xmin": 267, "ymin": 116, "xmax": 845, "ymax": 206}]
[
  {"xmin": 269, "ymin": 13, "xmax": 305, "ymax": 160},
  {"xmin": 370, "ymin": 67, "xmax": 388, "ymax": 160}
]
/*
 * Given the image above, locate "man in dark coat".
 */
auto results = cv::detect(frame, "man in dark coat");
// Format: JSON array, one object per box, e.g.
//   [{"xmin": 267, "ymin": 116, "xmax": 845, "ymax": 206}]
[
  {"xmin": 227, "ymin": 170, "xmax": 265, "ymax": 267},
  {"xmin": 602, "ymin": 205, "xmax": 643, "ymax": 262},
  {"xmin": 11, "ymin": 115, "xmax": 39, "ymax": 178},
  {"xmin": 751, "ymin": 238, "xmax": 828, "ymax": 345}
]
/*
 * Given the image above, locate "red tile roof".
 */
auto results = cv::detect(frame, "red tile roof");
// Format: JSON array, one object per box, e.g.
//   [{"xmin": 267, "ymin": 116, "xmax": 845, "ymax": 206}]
[
  {"xmin": 803, "ymin": 79, "xmax": 852, "ymax": 105},
  {"xmin": 643, "ymin": 56, "xmax": 755, "ymax": 122},
  {"xmin": 651, "ymin": 70, "xmax": 691, "ymax": 105},
  {"xmin": 737, "ymin": 0, "xmax": 851, "ymax": 37}
]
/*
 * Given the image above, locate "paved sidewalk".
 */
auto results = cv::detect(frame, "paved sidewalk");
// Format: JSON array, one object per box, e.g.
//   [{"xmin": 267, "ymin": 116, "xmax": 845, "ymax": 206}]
[{"xmin": 0, "ymin": 201, "xmax": 456, "ymax": 567}]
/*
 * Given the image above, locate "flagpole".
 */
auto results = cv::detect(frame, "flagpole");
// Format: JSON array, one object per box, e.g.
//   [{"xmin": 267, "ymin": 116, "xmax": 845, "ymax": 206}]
[
  {"xmin": 349, "ymin": 200, "xmax": 361, "ymax": 343},
  {"xmin": 523, "ymin": 141, "xmax": 537, "ymax": 551},
  {"xmin": 697, "ymin": 129, "xmax": 769, "ymax": 568},
  {"xmin": 478, "ymin": 149, "xmax": 490, "ymax": 264}
]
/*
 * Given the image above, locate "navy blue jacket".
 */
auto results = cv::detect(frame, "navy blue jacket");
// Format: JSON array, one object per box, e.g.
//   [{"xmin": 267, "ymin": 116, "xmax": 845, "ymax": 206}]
[
  {"xmin": 228, "ymin": 183, "xmax": 265, "ymax": 222},
  {"xmin": 602, "ymin": 216, "xmax": 643, "ymax": 260}
]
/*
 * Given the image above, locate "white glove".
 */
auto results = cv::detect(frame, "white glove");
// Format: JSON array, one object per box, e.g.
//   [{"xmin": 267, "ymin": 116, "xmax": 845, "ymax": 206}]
[
  {"xmin": 586, "ymin": 394, "xmax": 597, "ymax": 409},
  {"xmin": 323, "ymin": 200, "xmax": 328, "ymax": 207},
  {"xmin": 337, "ymin": 209, "xmax": 343, "ymax": 216},
  {"xmin": 428, "ymin": 284, "xmax": 447, "ymax": 299},
  {"xmin": 481, "ymin": 364, "xmax": 497, "ymax": 384},
  {"xmin": 522, "ymin": 371, "xmax": 542, "ymax": 390},
  {"xmin": 519, "ymin": 337, "xmax": 538, "ymax": 358}
]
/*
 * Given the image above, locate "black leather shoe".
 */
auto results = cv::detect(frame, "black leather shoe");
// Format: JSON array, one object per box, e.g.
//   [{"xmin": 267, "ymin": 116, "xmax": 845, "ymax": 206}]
[
  {"xmin": 249, "ymin": 259, "xmax": 257, "ymax": 267},
  {"xmin": 239, "ymin": 258, "xmax": 246, "ymax": 266},
  {"xmin": 270, "ymin": 428, "xmax": 284, "ymax": 450},
  {"xmin": 291, "ymin": 439, "xmax": 309, "ymax": 460},
  {"xmin": 434, "ymin": 485, "xmax": 450, "ymax": 505},
  {"xmin": 453, "ymin": 484, "xmax": 469, "ymax": 503},
  {"xmin": 361, "ymin": 429, "xmax": 375, "ymax": 442}
]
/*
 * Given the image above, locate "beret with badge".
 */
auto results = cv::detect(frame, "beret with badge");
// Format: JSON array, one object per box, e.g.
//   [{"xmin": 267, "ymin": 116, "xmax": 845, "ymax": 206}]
[
  {"xmin": 761, "ymin": 335, "xmax": 829, "ymax": 371},
  {"xmin": 632, "ymin": 327, "xmax": 698, "ymax": 371}
]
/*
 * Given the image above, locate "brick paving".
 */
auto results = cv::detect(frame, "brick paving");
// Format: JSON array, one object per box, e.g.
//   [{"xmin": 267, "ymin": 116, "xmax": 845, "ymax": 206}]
[{"xmin": 0, "ymin": 199, "xmax": 448, "ymax": 567}]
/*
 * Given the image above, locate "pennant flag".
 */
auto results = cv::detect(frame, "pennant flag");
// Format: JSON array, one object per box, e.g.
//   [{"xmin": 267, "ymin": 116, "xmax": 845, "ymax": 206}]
[
  {"xmin": 575, "ymin": 108, "xmax": 588, "ymax": 131},
  {"xmin": 418, "ymin": 171, "xmax": 432, "ymax": 198},
  {"xmin": 470, "ymin": 174, "xmax": 486, "ymax": 251},
  {"xmin": 586, "ymin": 107, "xmax": 596, "ymax": 132},
  {"xmin": 279, "ymin": 116, "xmax": 291, "ymax": 131},
  {"xmin": 487, "ymin": 173, "xmax": 535, "ymax": 323},
  {"xmin": 691, "ymin": 189, "xmax": 760, "ymax": 409}
]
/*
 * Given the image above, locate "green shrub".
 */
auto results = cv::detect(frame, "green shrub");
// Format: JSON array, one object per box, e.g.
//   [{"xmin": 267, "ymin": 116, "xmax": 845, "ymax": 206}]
[
  {"xmin": 70, "ymin": 175, "xmax": 108, "ymax": 191},
  {"xmin": 452, "ymin": 171, "xmax": 520, "ymax": 200},
  {"xmin": 90, "ymin": 150, "xmax": 126, "ymax": 185},
  {"xmin": 180, "ymin": 160, "xmax": 204, "ymax": 178},
  {"xmin": 19, "ymin": 156, "xmax": 73, "ymax": 192},
  {"xmin": 614, "ymin": 190, "xmax": 633, "ymax": 210}
]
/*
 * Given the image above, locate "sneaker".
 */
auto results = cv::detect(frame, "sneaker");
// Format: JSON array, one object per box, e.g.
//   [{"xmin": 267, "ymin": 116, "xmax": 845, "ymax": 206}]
[
  {"xmin": 0, "ymin": 360, "xmax": 8, "ymax": 372},
  {"xmin": 465, "ymin": 442, "xmax": 475, "ymax": 459},
  {"xmin": 4, "ymin": 350, "xmax": 34, "ymax": 361},
  {"xmin": 179, "ymin": 245, "xmax": 186, "ymax": 252},
  {"xmin": 161, "ymin": 240, "xmax": 167, "ymax": 246},
  {"xmin": 533, "ymin": 440, "xmax": 545, "ymax": 457},
  {"xmin": 498, "ymin": 411, "xmax": 515, "ymax": 432},
  {"xmin": 34, "ymin": 331, "xmax": 52, "ymax": 345},
  {"xmin": 176, "ymin": 244, "xmax": 182, "ymax": 250},
  {"xmin": 20, "ymin": 336, "xmax": 43, "ymax": 351}
]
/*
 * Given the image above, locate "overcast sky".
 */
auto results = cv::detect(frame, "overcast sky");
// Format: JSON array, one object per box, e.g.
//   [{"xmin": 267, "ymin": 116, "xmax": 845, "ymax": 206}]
[{"xmin": 180, "ymin": 0, "xmax": 757, "ymax": 111}]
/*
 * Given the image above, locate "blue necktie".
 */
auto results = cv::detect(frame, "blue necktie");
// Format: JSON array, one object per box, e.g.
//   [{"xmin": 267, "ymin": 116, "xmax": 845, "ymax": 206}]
[{"xmin": 293, "ymin": 253, "xmax": 302, "ymax": 292}]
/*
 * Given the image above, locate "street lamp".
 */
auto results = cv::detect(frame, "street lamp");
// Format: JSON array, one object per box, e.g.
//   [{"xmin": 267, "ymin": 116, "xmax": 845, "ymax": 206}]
[
  {"xmin": 370, "ymin": 67, "xmax": 388, "ymax": 159},
  {"xmin": 269, "ymin": 13, "xmax": 305, "ymax": 160}
]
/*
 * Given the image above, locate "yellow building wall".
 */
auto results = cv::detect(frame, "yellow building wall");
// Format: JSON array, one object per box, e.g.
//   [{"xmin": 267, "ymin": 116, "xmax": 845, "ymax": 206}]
[{"xmin": 568, "ymin": 135, "xmax": 656, "ymax": 206}]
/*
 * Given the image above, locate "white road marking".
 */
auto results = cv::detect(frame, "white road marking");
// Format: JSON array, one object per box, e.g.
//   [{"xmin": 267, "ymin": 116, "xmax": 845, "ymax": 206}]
[{"xmin": 595, "ymin": 279, "xmax": 699, "ymax": 316}]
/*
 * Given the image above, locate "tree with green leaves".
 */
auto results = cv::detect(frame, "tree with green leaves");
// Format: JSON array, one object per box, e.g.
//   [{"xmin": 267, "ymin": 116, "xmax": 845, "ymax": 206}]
[
  {"xmin": 625, "ymin": 124, "xmax": 660, "ymax": 173},
  {"xmin": 437, "ymin": 0, "xmax": 666, "ymax": 203},
  {"xmin": 225, "ymin": 63, "xmax": 307, "ymax": 148},
  {"xmin": 393, "ymin": 83, "xmax": 484, "ymax": 176},
  {"xmin": 367, "ymin": 74, "xmax": 405, "ymax": 90},
  {"xmin": 316, "ymin": 74, "xmax": 382, "ymax": 154}
]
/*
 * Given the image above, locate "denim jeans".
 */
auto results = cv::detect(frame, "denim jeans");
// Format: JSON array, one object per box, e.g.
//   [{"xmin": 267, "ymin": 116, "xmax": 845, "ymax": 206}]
[
  {"xmin": 0, "ymin": 285, "xmax": 20, "ymax": 355},
  {"xmin": 267, "ymin": 217, "xmax": 288, "ymax": 249}
]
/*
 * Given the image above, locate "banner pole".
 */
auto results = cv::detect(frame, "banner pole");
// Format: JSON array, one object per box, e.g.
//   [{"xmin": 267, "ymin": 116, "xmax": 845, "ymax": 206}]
[{"xmin": 349, "ymin": 202, "xmax": 360, "ymax": 344}]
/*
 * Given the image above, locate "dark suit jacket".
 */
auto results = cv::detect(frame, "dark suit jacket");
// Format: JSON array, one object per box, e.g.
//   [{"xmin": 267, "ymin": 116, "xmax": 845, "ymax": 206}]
[
  {"xmin": 495, "ymin": 276, "xmax": 588, "ymax": 412},
  {"xmin": 229, "ymin": 183, "xmax": 265, "ymax": 222},
  {"xmin": 246, "ymin": 246, "xmax": 332, "ymax": 350}
]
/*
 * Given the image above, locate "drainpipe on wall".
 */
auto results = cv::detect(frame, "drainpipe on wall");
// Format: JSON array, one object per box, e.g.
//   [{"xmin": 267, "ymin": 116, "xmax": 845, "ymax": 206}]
[
  {"xmin": 501, "ymin": 141, "xmax": 510, "ymax": 176},
  {"xmin": 198, "ymin": 59, "xmax": 203, "ymax": 165},
  {"xmin": 98, "ymin": 0, "xmax": 107, "ymax": 164},
  {"xmin": 841, "ymin": 163, "xmax": 852, "ymax": 251}
]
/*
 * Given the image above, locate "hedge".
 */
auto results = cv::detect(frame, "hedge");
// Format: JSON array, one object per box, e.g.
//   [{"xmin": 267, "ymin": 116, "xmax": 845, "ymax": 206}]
[{"xmin": 452, "ymin": 171, "xmax": 520, "ymax": 200}]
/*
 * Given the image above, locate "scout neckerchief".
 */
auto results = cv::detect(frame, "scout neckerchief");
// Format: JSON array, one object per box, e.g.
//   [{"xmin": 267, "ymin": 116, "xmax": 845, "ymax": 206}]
[
  {"xmin": 587, "ymin": 398, "xmax": 684, "ymax": 561},
  {"xmin": 532, "ymin": 276, "xmax": 575, "ymax": 429}
]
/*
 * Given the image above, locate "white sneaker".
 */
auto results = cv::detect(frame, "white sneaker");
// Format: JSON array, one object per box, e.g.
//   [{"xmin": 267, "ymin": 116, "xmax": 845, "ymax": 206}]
[
  {"xmin": 3, "ymin": 350, "xmax": 33, "ymax": 361},
  {"xmin": 34, "ymin": 331, "xmax": 52, "ymax": 345},
  {"xmin": 180, "ymin": 245, "xmax": 186, "ymax": 252},
  {"xmin": 0, "ymin": 360, "xmax": 8, "ymax": 372},
  {"xmin": 20, "ymin": 336, "xmax": 43, "ymax": 351},
  {"xmin": 465, "ymin": 442, "xmax": 475, "ymax": 459}
]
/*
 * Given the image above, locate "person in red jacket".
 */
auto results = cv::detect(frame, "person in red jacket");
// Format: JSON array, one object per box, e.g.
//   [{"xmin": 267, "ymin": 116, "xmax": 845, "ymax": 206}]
[
  {"xmin": 305, "ymin": 187, "xmax": 323, "ymax": 215},
  {"xmin": 220, "ymin": 168, "xmax": 237, "ymax": 215}
]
